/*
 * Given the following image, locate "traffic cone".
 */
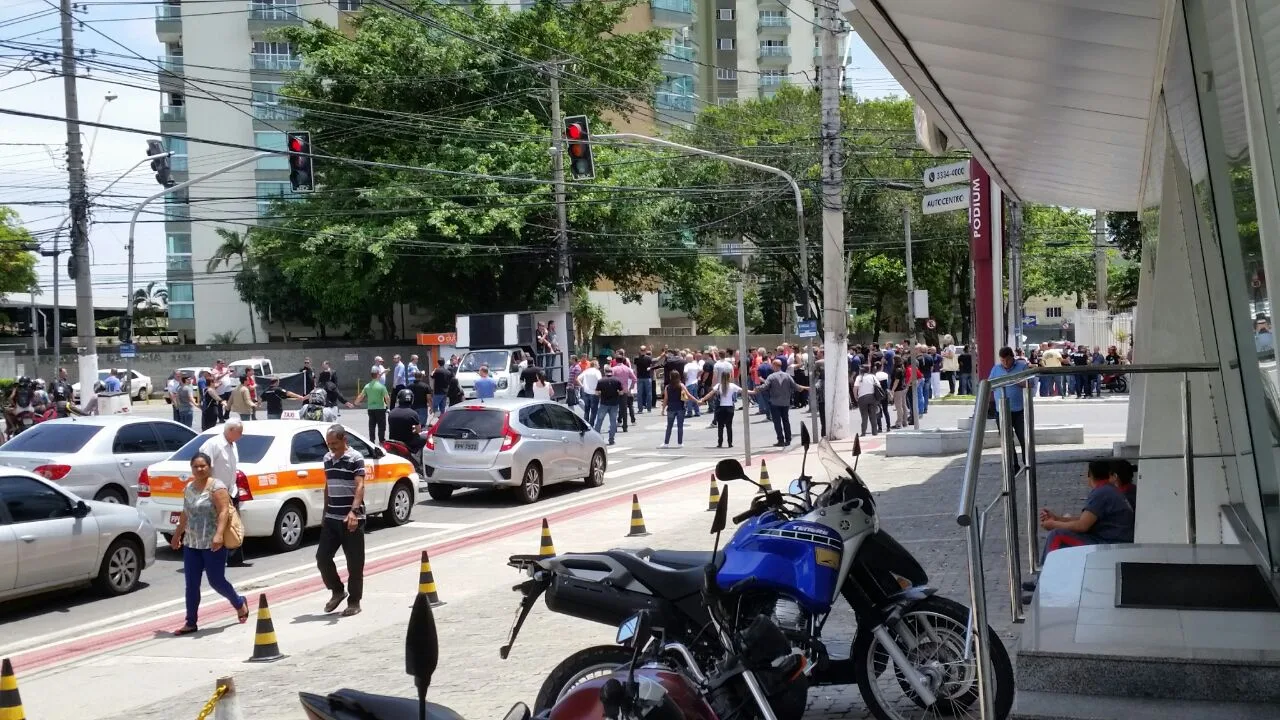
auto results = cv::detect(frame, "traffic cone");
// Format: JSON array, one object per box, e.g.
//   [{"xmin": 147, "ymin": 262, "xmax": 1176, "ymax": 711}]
[
  {"xmin": 417, "ymin": 550, "xmax": 444, "ymax": 607},
  {"xmin": 758, "ymin": 458, "xmax": 772, "ymax": 493},
  {"xmin": 627, "ymin": 494, "xmax": 649, "ymax": 537},
  {"xmin": 247, "ymin": 594, "xmax": 286, "ymax": 663},
  {"xmin": 707, "ymin": 474, "xmax": 721, "ymax": 511},
  {"xmin": 0, "ymin": 658, "xmax": 25, "ymax": 720},
  {"xmin": 539, "ymin": 519, "xmax": 556, "ymax": 557}
]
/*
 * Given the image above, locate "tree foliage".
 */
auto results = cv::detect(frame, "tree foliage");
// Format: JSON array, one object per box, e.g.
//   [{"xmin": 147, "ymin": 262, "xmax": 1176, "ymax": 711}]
[
  {"xmin": 0, "ymin": 207, "xmax": 38, "ymax": 301},
  {"xmin": 662, "ymin": 257, "xmax": 763, "ymax": 335}
]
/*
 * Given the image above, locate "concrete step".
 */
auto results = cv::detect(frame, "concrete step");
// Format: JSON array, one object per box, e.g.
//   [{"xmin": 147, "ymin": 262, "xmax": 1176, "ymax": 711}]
[
  {"xmin": 1016, "ymin": 649, "xmax": 1280, "ymax": 704},
  {"xmin": 1012, "ymin": 689, "xmax": 1280, "ymax": 720}
]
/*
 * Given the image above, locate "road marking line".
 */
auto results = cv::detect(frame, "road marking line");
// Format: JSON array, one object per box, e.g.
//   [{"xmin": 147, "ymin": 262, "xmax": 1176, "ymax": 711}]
[
  {"xmin": 605, "ymin": 461, "xmax": 666, "ymax": 479},
  {"xmin": 649, "ymin": 461, "xmax": 714, "ymax": 482},
  {"xmin": 405, "ymin": 521, "xmax": 473, "ymax": 529}
]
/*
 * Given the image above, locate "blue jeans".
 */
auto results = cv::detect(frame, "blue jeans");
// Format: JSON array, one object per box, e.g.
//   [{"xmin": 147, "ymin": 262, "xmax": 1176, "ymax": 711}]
[
  {"xmin": 594, "ymin": 403, "xmax": 619, "ymax": 442},
  {"xmin": 432, "ymin": 393, "xmax": 447, "ymax": 413},
  {"xmin": 685, "ymin": 383, "xmax": 701, "ymax": 416},
  {"xmin": 416, "ymin": 407, "xmax": 429, "ymax": 424},
  {"xmin": 917, "ymin": 382, "xmax": 929, "ymax": 415},
  {"xmin": 958, "ymin": 372, "xmax": 974, "ymax": 395},
  {"xmin": 770, "ymin": 404, "xmax": 792, "ymax": 444},
  {"xmin": 178, "ymin": 407, "xmax": 193, "ymax": 428},
  {"xmin": 183, "ymin": 545, "xmax": 246, "ymax": 628},
  {"xmin": 664, "ymin": 408, "xmax": 685, "ymax": 445},
  {"xmin": 582, "ymin": 395, "xmax": 600, "ymax": 425},
  {"xmin": 637, "ymin": 378, "xmax": 654, "ymax": 412}
]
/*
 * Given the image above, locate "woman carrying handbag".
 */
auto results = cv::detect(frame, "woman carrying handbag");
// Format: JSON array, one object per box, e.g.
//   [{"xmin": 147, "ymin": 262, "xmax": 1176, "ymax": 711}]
[{"xmin": 170, "ymin": 451, "xmax": 249, "ymax": 635}]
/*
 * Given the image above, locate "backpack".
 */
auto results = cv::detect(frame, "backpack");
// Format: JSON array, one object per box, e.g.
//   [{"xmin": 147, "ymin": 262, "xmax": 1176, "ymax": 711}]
[{"xmin": 301, "ymin": 404, "xmax": 326, "ymax": 421}]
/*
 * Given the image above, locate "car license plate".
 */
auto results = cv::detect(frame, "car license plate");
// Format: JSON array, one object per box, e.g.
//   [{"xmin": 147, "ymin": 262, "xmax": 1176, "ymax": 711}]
[
  {"xmin": 454, "ymin": 440, "xmax": 479, "ymax": 451},
  {"xmin": 168, "ymin": 511, "xmax": 182, "ymax": 525}
]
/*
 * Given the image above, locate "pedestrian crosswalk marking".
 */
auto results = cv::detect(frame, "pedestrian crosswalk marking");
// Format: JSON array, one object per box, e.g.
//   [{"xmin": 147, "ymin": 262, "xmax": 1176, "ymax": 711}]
[
  {"xmin": 649, "ymin": 461, "xmax": 715, "ymax": 482},
  {"xmin": 605, "ymin": 461, "xmax": 667, "ymax": 479}
]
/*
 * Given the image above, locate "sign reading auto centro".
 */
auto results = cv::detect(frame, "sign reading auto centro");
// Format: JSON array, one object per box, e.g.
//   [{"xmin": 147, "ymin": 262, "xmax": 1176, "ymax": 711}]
[{"xmin": 922, "ymin": 187, "xmax": 969, "ymax": 215}]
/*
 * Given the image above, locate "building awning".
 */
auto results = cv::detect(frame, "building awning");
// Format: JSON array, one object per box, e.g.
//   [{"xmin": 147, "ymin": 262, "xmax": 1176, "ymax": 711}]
[{"xmin": 844, "ymin": 0, "xmax": 1170, "ymax": 210}]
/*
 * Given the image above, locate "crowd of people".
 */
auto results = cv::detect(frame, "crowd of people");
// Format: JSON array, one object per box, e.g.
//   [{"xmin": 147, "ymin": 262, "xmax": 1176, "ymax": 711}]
[{"xmin": 1025, "ymin": 341, "xmax": 1129, "ymax": 398}]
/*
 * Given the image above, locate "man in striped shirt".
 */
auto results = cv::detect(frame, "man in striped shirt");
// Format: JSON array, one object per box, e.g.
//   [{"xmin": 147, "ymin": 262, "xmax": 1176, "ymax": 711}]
[{"xmin": 318, "ymin": 424, "xmax": 366, "ymax": 616}]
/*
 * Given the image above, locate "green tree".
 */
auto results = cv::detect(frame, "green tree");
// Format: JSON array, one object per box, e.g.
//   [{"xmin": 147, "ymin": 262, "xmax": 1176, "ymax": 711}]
[
  {"xmin": 662, "ymin": 257, "xmax": 763, "ymax": 335},
  {"xmin": 1020, "ymin": 205, "xmax": 1098, "ymax": 308},
  {"xmin": 132, "ymin": 281, "xmax": 169, "ymax": 335},
  {"xmin": 0, "ymin": 207, "xmax": 38, "ymax": 300},
  {"xmin": 208, "ymin": 227, "xmax": 258, "ymax": 343}
]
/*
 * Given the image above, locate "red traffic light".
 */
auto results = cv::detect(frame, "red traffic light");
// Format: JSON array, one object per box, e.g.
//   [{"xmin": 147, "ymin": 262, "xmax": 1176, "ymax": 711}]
[
  {"xmin": 289, "ymin": 136, "xmax": 304, "ymax": 152},
  {"xmin": 566, "ymin": 123, "xmax": 584, "ymax": 141}
]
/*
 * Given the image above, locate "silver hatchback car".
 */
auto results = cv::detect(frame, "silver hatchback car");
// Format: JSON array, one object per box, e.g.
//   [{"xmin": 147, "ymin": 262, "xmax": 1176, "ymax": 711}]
[{"xmin": 421, "ymin": 398, "xmax": 607, "ymax": 504}]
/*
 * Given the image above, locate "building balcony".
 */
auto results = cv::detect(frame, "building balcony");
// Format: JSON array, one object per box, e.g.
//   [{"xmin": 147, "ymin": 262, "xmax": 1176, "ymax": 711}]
[
  {"xmin": 252, "ymin": 102, "xmax": 301, "ymax": 121},
  {"xmin": 160, "ymin": 105, "xmax": 185, "ymax": 124},
  {"xmin": 758, "ymin": 46, "xmax": 791, "ymax": 63},
  {"xmin": 158, "ymin": 55, "xmax": 184, "ymax": 74},
  {"xmin": 663, "ymin": 44, "xmax": 695, "ymax": 62},
  {"xmin": 164, "ymin": 203, "xmax": 190, "ymax": 223},
  {"xmin": 650, "ymin": 0, "xmax": 692, "ymax": 28},
  {"xmin": 166, "ymin": 255, "xmax": 193, "ymax": 273},
  {"xmin": 760, "ymin": 74, "xmax": 785, "ymax": 87},
  {"xmin": 250, "ymin": 54, "xmax": 301, "ymax": 71},
  {"xmin": 758, "ymin": 16, "xmax": 790, "ymax": 32},
  {"xmin": 661, "ymin": 44, "xmax": 695, "ymax": 75},
  {"xmin": 655, "ymin": 91, "xmax": 695, "ymax": 113},
  {"xmin": 154, "ymin": 4, "xmax": 181, "ymax": 41}
]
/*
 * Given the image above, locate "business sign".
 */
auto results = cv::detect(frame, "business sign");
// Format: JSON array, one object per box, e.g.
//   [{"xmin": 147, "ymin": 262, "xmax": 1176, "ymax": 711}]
[
  {"xmin": 797, "ymin": 319, "xmax": 818, "ymax": 338},
  {"xmin": 417, "ymin": 332, "xmax": 458, "ymax": 346},
  {"xmin": 119, "ymin": 343, "xmax": 137, "ymax": 359},
  {"xmin": 922, "ymin": 187, "xmax": 968, "ymax": 215},
  {"xmin": 922, "ymin": 160, "xmax": 970, "ymax": 188},
  {"xmin": 1023, "ymin": 315, "xmax": 1038, "ymax": 327}
]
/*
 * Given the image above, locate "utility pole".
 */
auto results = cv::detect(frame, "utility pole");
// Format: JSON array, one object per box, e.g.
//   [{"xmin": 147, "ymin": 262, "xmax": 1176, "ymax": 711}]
[
  {"xmin": 903, "ymin": 206, "xmax": 915, "ymax": 344},
  {"xmin": 59, "ymin": 0, "xmax": 96, "ymax": 389},
  {"xmin": 547, "ymin": 61, "xmax": 571, "ymax": 310},
  {"xmin": 736, "ymin": 279, "xmax": 752, "ymax": 465},
  {"xmin": 1008, "ymin": 201, "xmax": 1023, "ymax": 349},
  {"xmin": 819, "ymin": 0, "xmax": 849, "ymax": 440},
  {"xmin": 1094, "ymin": 209, "xmax": 1108, "ymax": 314}
]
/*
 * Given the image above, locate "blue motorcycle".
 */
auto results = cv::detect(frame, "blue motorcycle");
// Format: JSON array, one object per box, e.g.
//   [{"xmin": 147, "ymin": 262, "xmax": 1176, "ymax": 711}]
[{"xmin": 503, "ymin": 425, "xmax": 1014, "ymax": 720}]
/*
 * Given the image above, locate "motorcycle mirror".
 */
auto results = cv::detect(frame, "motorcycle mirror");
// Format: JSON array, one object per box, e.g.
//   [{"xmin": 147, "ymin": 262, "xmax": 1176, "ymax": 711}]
[
  {"xmin": 616, "ymin": 615, "xmax": 639, "ymax": 645},
  {"xmin": 405, "ymin": 593, "xmax": 439, "ymax": 695},
  {"xmin": 789, "ymin": 478, "xmax": 808, "ymax": 495},
  {"xmin": 711, "ymin": 486, "xmax": 730, "ymax": 535},
  {"xmin": 801, "ymin": 423, "xmax": 811, "ymax": 449},
  {"xmin": 715, "ymin": 458, "xmax": 749, "ymax": 483},
  {"xmin": 631, "ymin": 610, "xmax": 653, "ymax": 651},
  {"xmin": 502, "ymin": 703, "xmax": 531, "ymax": 720},
  {"xmin": 852, "ymin": 434, "xmax": 862, "ymax": 457}
]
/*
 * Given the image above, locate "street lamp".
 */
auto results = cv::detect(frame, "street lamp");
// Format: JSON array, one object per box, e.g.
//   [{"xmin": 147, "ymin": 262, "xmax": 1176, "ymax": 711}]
[{"xmin": 84, "ymin": 91, "xmax": 118, "ymax": 173}]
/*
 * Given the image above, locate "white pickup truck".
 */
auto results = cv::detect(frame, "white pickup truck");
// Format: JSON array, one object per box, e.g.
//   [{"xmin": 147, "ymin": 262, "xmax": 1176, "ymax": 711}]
[{"xmin": 454, "ymin": 347, "xmax": 535, "ymax": 399}]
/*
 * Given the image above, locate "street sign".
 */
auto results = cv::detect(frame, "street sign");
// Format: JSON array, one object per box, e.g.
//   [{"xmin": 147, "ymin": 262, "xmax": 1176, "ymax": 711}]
[
  {"xmin": 925, "ymin": 318, "xmax": 937, "ymax": 330},
  {"xmin": 1023, "ymin": 315, "xmax": 1038, "ymax": 327},
  {"xmin": 922, "ymin": 160, "xmax": 970, "ymax": 188},
  {"xmin": 119, "ymin": 343, "xmax": 137, "ymax": 359},
  {"xmin": 912, "ymin": 289, "xmax": 929, "ymax": 319},
  {"xmin": 922, "ymin": 187, "xmax": 968, "ymax": 215},
  {"xmin": 797, "ymin": 319, "xmax": 818, "ymax": 338}
]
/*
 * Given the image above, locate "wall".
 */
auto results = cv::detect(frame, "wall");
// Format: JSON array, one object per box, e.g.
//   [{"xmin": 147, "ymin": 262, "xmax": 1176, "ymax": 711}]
[{"xmin": 587, "ymin": 290, "xmax": 661, "ymax": 335}]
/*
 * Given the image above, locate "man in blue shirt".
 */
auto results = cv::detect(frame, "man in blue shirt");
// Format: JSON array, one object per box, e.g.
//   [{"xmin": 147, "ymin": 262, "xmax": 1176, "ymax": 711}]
[
  {"xmin": 989, "ymin": 346, "xmax": 1030, "ymax": 468},
  {"xmin": 103, "ymin": 370, "xmax": 122, "ymax": 393},
  {"xmin": 1039, "ymin": 459, "xmax": 1135, "ymax": 562},
  {"xmin": 473, "ymin": 365, "xmax": 498, "ymax": 399}
]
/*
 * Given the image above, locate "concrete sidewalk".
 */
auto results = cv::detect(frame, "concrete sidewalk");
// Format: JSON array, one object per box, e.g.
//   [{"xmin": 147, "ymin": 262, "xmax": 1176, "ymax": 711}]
[{"xmin": 9, "ymin": 438, "xmax": 1113, "ymax": 720}]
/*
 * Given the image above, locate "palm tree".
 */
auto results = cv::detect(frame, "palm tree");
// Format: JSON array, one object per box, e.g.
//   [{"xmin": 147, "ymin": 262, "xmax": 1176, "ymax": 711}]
[
  {"xmin": 208, "ymin": 227, "xmax": 258, "ymax": 343},
  {"xmin": 132, "ymin": 281, "xmax": 168, "ymax": 335}
]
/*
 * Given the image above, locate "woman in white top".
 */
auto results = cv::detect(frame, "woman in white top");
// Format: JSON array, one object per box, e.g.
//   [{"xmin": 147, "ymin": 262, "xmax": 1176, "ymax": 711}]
[
  {"xmin": 853, "ymin": 367, "xmax": 883, "ymax": 436},
  {"xmin": 699, "ymin": 374, "xmax": 743, "ymax": 448},
  {"xmin": 532, "ymin": 370, "xmax": 554, "ymax": 400}
]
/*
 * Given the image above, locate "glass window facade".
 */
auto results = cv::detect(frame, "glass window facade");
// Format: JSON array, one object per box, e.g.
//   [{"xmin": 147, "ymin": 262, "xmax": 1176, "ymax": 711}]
[
  {"xmin": 168, "ymin": 281, "xmax": 194, "ymax": 319},
  {"xmin": 255, "ymin": 131, "xmax": 289, "ymax": 169}
]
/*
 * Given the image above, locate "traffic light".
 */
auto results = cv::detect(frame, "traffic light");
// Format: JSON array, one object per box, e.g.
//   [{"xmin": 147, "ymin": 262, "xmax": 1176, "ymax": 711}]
[
  {"xmin": 118, "ymin": 316, "xmax": 132, "ymax": 344},
  {"xmin": 563, "ymin": 115, "xmax": 594, "ymax": 180},
  {"xmin": 146, "ymin": 139, "xmax": 175, "ymax": 187},
  {"xmin": 794, "ymin": 286, "xmax": 811, "ymax": 321},
  {"xmin": 286, "ymin": 131, "xmax": 314, "ymax": 192}
]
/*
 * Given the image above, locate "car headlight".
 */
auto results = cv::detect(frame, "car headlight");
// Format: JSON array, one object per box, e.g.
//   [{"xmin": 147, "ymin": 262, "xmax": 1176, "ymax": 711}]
[{"xmin": 497, "ymin": 377, "xmax": 509, "ymax": 389}]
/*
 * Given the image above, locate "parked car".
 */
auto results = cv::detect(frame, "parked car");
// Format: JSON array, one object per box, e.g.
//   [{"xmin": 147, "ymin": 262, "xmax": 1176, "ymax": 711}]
[
  {"xmin": 420, "ymin": 398, "xmax": 607, "ymax": 504},
  {"xmin": 0, "ymin": 469, "xmax": 156, "ymax": 601},
  {"xmin": 0, "ymin": 416, "xmax": 196, "ymax": 505},
  {"xmin": 137, "ymin": 420, "xmax": 420, "ymax": 553},
  {"xmin": 72, "ymin": 369, "xmax": 152, "ymax": 402}
]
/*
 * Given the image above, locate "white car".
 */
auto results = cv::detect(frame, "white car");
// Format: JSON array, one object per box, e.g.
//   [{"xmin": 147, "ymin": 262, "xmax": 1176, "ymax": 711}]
[
  {"xmin": 0, "ymin": 469, "xmax": 157, "ymax": 601},
  {"xmin": 137, "ymin": 420, "xmax": 421, "ymax": 553},
  {"xmin": 73, "ymin": 369, "xmax": 152, "ymax": 401},
  {"xmin": 455, "ymin": 348, "xmax": 526, "ymax": 400}
]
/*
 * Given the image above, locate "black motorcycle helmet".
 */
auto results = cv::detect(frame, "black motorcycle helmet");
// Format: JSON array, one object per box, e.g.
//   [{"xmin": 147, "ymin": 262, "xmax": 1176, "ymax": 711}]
[
  {"xmin": 397, "ymin": 388, "xmax": 415, "ymax": 406},
  {"xmin": 16, "ymin": 376, "xmax": 30, "ymax": 388}
]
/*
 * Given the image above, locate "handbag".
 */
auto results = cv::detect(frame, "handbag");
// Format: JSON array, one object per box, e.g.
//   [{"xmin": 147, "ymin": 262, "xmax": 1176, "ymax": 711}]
[{"xmin": 225, "ymin": 504, "xmax": 245, "ymax": 550}]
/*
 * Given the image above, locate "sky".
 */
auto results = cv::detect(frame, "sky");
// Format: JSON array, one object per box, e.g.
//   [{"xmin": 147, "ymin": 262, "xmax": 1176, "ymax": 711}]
[{"xmin": 0, "ymin": 1, "xmax": 902, "ymax": 312}]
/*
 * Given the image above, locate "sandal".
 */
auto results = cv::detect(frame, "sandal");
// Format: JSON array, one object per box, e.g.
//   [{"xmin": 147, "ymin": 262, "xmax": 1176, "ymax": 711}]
[
  {"xmin": 236, "ymin": 600, "xmax": 250, "ymax": 624},
  {"xmin": 173, "ymin": 625, "xmax": 198, "ymax": 636}
]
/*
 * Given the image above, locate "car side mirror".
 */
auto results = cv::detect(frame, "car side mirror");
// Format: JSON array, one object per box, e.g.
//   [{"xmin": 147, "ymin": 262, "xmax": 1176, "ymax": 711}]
[
  {"xmin": 715, "ymin": 458, "xmax": 749, "ymax": 483},
  {"xmin": 73, "ymin": 500, "xmax": 91, "ymax": 518}
]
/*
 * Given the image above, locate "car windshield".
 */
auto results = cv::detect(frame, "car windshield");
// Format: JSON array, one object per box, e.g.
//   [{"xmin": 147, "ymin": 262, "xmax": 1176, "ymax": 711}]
[
  {"xmin": 434, "ymin": 408, "xmax": 506, "ymax": 439},
  {"xmin": 97, "ymin": 371, "xmax": 112, "ymax": 381},
  {"xmin": 169, "ymin": 432, "xmax": 276, "ymax": 463},
  {"xmin": 0, "ymin": 423, "xmax": 102, "ymax": 453},
  {"xmin": 458, "ymin": 351, "xmax": 509, "ymax": 373}
]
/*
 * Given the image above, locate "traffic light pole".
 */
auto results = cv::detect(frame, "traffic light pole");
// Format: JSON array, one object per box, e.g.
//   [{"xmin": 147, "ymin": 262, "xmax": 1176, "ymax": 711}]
[
  {"xmin": 121, "ymin": 152, "xmax": 273, "ymax": 395},
  {"xmin": 596, "ymin": 132, "xmax": 816, "ymax": 435},
  {"xmin": 58, "ymin": 0, "xmax": 96, "ymax": 392},
  {"xmin": 547, "ymin": 62, "xmax": 571, "ymax": 309}
]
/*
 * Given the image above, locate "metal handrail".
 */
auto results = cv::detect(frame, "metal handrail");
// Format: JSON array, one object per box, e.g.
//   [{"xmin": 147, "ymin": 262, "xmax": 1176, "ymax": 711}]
[{"xmin": 954, "ymin": 361, "xmax": 1218, "ymax": 720}]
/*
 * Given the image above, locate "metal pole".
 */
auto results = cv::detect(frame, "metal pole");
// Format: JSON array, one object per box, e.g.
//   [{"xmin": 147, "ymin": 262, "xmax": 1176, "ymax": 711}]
[
  {"xmin": 1023, "ymin": 382, "xmax": 1040, "ymax": 574},
  {"xmin": 1095, "ymin": 210, "xmax": 1108, "ymax": 314},
  {"xmin": 125, "ymin": 152, "xmax": 274, "ymax": 395},
  {"xmin": 903, "ymin": 206, "xmax": 915, "ymax": 344},
  {"xmin": 595, "ymin": 132, "xmax": 815, "ymax": 435},
  {"xmin": 59, "ymin": 0, "xmax": 96, "ymax": 390},
  {"xmin": 1182, "ymin": 373, "xmax": 1196, "ymax": 544},
  {"xmin": 997, "ymin": 393, "xmax": 1023, "ymax": 623},
  {"xmin": 1008, "ymin": 202, "xmax": 1023, "ymax": 350},
  {"xmin": 966, "ymin": 519, "xmax": 997, "ymax": 720},
  {"xmin": 30, "ymin": 294, "xmax": 39, "ymax": 373},
  {"xmin": 52, "ymin": 230, "xmax": 61, "ymax": 377},
  {"xmin": 548, "ymin": 61, "xmax": 570, "ymax": 309},
  {"xmin": 737, "ymin": 280, "xmax": 752, "ymax": 466},
  {"xmin": 819, "ymin": 0, "xmax": 849, "ymax": 441}
]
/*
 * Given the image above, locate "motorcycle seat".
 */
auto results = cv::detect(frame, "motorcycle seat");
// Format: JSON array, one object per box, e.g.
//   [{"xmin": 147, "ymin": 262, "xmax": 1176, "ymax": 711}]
[
  {"xmin": 604, "ymin": 550, "xmax": 708, "ymax": 601},
  {"xmin": 645, "ymin": 549, "xmax": 723, "ymax": 571},
  {"xmin": 325, "ymin": 689, "xmax": 466, "ymax": 720}
]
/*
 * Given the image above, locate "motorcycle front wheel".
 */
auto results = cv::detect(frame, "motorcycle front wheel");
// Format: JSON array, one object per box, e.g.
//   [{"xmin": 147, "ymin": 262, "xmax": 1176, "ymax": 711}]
[
  {"xmin": 852, "ymin": 595, "xmax": 1014, "ymax": 720},
  {"xmin": 534, "ymin": 645, "xmax": 633, "ymax": 713}
]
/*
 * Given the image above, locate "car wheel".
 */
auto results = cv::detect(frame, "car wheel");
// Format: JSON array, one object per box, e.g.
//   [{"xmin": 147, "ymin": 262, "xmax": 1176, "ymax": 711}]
[
  {"xmin": 427, "ymin": 483, "xmax": 455, "ymax": 502},
  {"xmin": 272, "ymin": 502, "xmax": 306, "ymax": 553},
  {"xmin": 517, "ymin": 462, "xmax": 543, "ymax": 504},
  {"xmin": 383, "ymin": 480, "xmax": 414, "ymax": 526},
  {"xmin": 94, "ymin": 486, "xmax": 128, "ymax": 504},
  {"xmin": 584, "ymin": 450, "xmax": 606, "ymax": 487},
  {"xmin": 93, "ymin": 537, "xmax": 143, "ymax": 596}
]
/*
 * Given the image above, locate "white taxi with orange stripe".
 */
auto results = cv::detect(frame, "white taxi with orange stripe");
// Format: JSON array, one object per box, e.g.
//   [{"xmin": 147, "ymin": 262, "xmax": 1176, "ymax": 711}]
[{"xmin": 135, "ymin": 420, "xmax": 421, "ymax": 553}]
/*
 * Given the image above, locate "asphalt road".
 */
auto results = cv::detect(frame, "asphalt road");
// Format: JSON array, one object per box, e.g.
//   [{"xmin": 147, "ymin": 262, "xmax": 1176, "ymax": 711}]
[{"xmin": 0, "ymin": 400, "xmax": 818, "ymax": 652}]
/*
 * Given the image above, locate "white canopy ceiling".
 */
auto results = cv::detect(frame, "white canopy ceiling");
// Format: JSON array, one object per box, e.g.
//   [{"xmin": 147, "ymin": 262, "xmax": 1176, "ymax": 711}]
[{"xmin": 845, "ymin": 0, "xmax": 1170, "ymax": 210}]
